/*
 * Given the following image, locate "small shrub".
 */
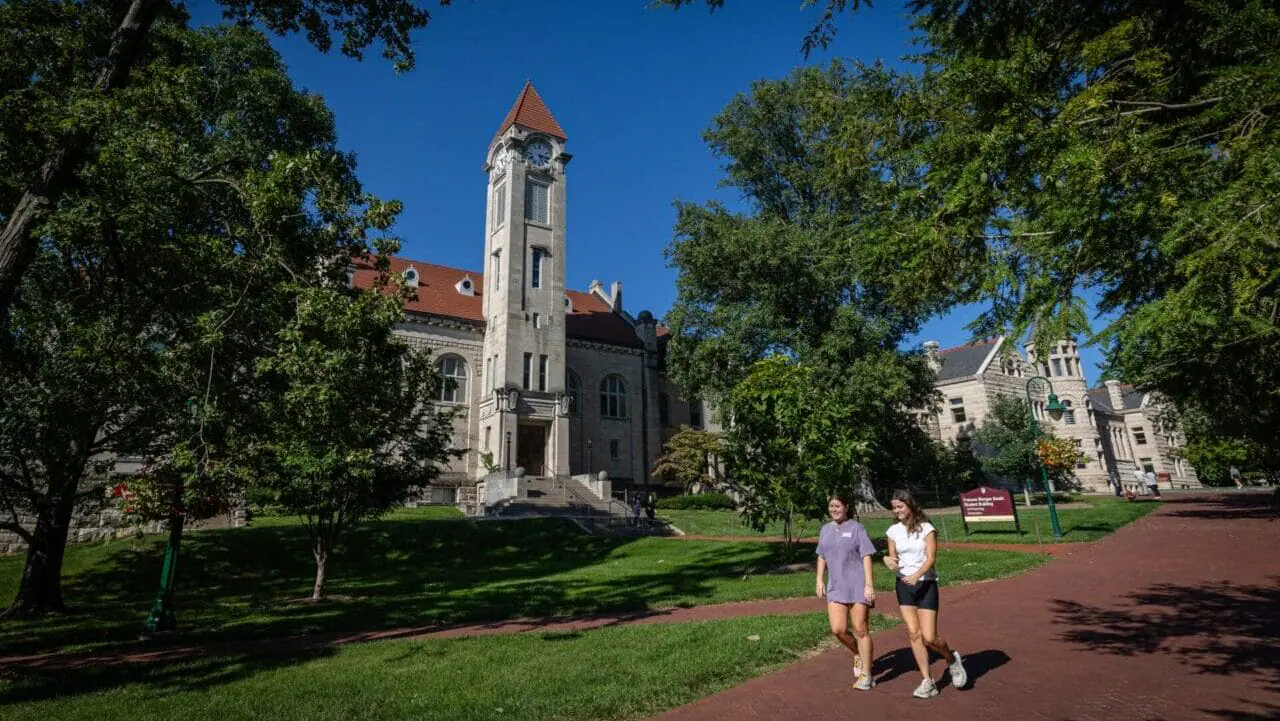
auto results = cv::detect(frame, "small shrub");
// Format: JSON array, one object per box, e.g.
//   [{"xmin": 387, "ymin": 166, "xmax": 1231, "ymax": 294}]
[{"xmin": 656, "ymin": 492, "xmax": 737, "ymax": 510}]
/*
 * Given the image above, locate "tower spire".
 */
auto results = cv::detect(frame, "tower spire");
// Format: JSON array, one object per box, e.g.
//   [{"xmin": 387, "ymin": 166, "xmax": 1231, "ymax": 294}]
[{"xmin": 493, "ymin": 81, "xmax": 567, "ymax": 142}]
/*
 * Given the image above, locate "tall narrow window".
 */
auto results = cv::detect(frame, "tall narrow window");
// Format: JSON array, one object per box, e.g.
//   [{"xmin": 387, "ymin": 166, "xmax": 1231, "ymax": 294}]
[
  {"xmin": 525, "ymin": 178, "xmax": 549, "ymax": 224},
  {"xmin": 609, "ymin": 439, "xmax": 619, "ymax": 460},
  {"xmin": 438, "ymin": 356, "xmax": 468, "ymax": 404},
  {"xmin": 658, "ymin": 393, "xmax": 670, "ymax": 426},
  {"xmin": 566, "ymin": 370, "xmax": 581, "ymax": 414},
  {"xmin": 690, "ymin": 399, "xmax": 703, "ymax": 429},
  {"xmin": 538, "ymin": 355, "xmax": 548, "ymax": 392},
  {"xmin": 492, "ymin": 182, "xmax": 506, "ymax": 230},
  {"xmin": 1062, "ymin": 400, "xmax": 1076, "ymax": 424},
  {"xmin": 600, "ymin": 375, "xmax": 627, "ymax": 419},
  {"xmin": 531, "ymin": 247, "xmax": 544, "ymax": 289},
  {"xmin": 522, "ymin": 353, "xmax": 532, "ymax": 390},
  {"xmin": 491, "ymin": 252, "xmax": 500, "ymax": 292},
  {"xmin": 1051, "ymin": 358, "xmax": 1063, "ymax": 376},
  {"xmin": 950, "ymin": 397, "xmax": 966, "ymax": 423},
  {"xmin": 532, "ymin": 312, "xmax": 541, "ymax": 328}
]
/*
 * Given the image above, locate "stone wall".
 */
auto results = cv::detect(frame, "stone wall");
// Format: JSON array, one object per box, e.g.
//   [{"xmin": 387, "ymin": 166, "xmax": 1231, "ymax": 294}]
[{"xmin": 0, "ymin": 506, "xmax": 167, "ymax": 555}]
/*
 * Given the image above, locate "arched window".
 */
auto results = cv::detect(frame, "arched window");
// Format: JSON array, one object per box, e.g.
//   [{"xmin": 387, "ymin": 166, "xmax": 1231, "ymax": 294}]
[
  {"xmin": 600, "ymin": 375, "xmax": 628, "ymax": 419},
  {"xmin": 566, "ymin": 369, "xmax": 581, "ymax": 415},
  {"xmin": 438, "ymin": 355, "xmax": 468, "ymax": 404},
  {"xmin": 1062, "ymin": 400, "xmax": 1076, "ymax": 425}
]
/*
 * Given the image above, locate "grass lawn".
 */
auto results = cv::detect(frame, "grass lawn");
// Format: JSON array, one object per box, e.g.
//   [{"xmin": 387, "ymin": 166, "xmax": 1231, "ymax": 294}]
[
  {"xmin": 661, "ymin": 497, "xmax": 1158, "ymax": 544},
  {"xmin": 1, "ymin": 613, "xmax": 888, "ymax": 721},
  {"xmin": 0, "ymin": 509, "xmax": 1045, "ymax": 658}
]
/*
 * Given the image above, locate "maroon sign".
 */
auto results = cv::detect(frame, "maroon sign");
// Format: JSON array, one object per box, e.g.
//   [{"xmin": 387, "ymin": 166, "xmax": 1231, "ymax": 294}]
[{"xmin": 959, "ymin": 486, "xmax": 1017, "ymax": 522}]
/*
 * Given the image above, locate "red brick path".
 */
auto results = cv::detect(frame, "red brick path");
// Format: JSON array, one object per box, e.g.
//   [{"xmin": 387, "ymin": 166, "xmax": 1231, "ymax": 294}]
[{"xmin": 651, "ymin": 493, "xmax": 1280, "ymax": 721}]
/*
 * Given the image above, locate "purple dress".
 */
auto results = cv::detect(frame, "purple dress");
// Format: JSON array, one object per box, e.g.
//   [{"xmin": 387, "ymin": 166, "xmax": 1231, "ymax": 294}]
[{"xmin": 817, "ymin": 520, "xmax": 877, "ymax": 605}]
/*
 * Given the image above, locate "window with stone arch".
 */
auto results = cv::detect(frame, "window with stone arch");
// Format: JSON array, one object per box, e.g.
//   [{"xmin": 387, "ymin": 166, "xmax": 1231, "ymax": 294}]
[
  {"xmin": 600, "ymin": 375, "xmax": 628, "ymax": 419},
  {"xmin": 438, "ymin": 355, "xmax": 468, "ymax": 404},
  {"xmin": 566, "ymin": 369, "xmax": 581, "ymax": 415},
  {"xmin": 1062, "ymin": 399, "xmax": 1076, "ymax": 424}
]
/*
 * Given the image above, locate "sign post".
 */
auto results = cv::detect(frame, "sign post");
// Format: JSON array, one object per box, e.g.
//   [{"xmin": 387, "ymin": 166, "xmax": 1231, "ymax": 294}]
[{"xmin": 959, "ymin": 486, "xmax": 1021, "ymax": 535}]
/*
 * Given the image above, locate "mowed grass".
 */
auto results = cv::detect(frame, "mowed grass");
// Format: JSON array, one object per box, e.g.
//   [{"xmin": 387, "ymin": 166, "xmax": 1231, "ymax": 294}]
[
  {"xmin": 661, "ymin": 497, "xmax": 1158, "ymax": 544},
  {"xmin": 0, "ymin": 507, "xmax": 1045, "ymax": 658},
  {"xmin": 1, "ymin": 613, "xmax": 882, "ymax": 721}
]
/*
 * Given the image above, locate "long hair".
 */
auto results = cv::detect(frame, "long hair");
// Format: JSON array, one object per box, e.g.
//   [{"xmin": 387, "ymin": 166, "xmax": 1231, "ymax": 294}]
[
  {"xmin": 828, "ymin": 491, "xmax": 858, "ymax": 522},
  {"xmin": 892, "ymin": 489, "xmax": 929, "ymax": 535}
]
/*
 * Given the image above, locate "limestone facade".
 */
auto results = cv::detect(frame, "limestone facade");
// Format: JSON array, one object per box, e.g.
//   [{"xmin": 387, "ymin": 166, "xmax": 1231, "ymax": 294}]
[
  {"xmin": 350, "ymin": 83, "xmax": 713, "ymax": 501},
  {"xmin": 925, "ymin": 337, "xmax": 1199, "ymax": 492}
]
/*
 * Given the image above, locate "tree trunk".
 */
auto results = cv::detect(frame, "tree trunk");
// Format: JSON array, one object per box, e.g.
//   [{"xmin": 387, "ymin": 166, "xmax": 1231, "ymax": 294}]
[
  {"xmin": 0, "ymin": 0, "xmax": 163, "ymax": 313},
  {"xmin": 311, "ymin": 546, "xmax": 328, "ymax": 601},
  {"xmin": 852, "ymin": 466, "xmax": 886, "ymax": 515},
  {"xmin": 2, "ymin": 487, "xmax": 77, "ymax": 617}
]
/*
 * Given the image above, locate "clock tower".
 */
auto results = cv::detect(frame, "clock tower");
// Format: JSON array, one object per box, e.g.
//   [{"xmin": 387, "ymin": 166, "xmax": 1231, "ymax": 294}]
[{"xmin": 479, "ymin": 82, "xmax": 572, "ymax": 478}]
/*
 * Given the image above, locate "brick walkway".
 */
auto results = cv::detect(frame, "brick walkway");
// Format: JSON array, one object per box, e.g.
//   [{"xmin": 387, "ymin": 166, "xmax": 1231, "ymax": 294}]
[{"xmin": 651, "ymin": 492, "xmax": 1280, "ymax": 721}]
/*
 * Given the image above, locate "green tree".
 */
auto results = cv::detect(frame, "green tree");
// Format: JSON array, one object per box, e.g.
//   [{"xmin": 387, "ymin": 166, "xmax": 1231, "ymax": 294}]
[
  {"xmin": 0, "ymin": 0, "xmax": 454, "ymax": 315},
  {"xmin": 244, "ymin": 282, "xmax": 459, "ymax": 601},
  {"xmin": 722, "ymin": 356, "xmax": 874, "ymax": 545},
  {"xmin": 970, "ymin": 395, "xmax": 1077, "ymax": 492},
  {"xmin": 0, "ymin": 17, "xmax": 401, "ymax": 616},
  {"xmin": 652, "ymin": 427, "xmax": 725, "ymax": 494},
  {"xmin": 666, "ymin": 0, "xmax": 1280, "ymax": 460},
  {"xmin": 664, "ymin": 63, "xmax": 943, "ymax": 505}
]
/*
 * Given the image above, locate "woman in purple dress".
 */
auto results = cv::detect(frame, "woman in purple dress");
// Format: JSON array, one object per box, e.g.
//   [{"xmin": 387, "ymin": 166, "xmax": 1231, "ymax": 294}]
[{"xmin": 815, "ymin": 492, "xmax": 878, "ymax": 690}]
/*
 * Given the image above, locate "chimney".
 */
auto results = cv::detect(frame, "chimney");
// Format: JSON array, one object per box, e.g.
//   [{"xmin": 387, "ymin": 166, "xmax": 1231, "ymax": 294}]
[
  {"xmin": 1105, "ymin": 380, "xmax": 1125, "ymax": 410},
  {"xmin": 923, "ymin": 341, "xmax": 941, "ymax": 372},
  {"xmin": 636, "ymin": 310, "xmax": 658, "ymax": 351},
  {"xmin": 609, "ymin": 281, "xmax": 623, "ymax": 313}
]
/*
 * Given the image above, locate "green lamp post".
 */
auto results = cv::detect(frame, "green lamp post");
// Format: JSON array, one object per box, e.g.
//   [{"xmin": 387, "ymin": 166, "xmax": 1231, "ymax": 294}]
[{"xmin": 1025, "ymin": 376, "xmax": 1065, "ymax": 540}]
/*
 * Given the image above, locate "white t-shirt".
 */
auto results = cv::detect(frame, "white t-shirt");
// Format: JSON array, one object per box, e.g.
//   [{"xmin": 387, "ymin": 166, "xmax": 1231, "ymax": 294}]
[{"xmin": 886, "ymin": 521, "xmax": 937, "ymax": 581}]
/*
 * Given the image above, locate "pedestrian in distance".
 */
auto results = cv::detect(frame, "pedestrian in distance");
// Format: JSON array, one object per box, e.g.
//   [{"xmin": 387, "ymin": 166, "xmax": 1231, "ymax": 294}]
[
  {"xmin": 1230, "ymin": 466, "xmax": 1243, "ymax": 489},
  {"xmin": 1145, "ymin": 469, "xmax": 1162, "ymax": 499},
  {"xmin": 815, "ymin": 492, "xmax": 878, "ymax": 690},
  {"xmin": 884, "ymin": 490, "xmax": 968, "ymax": 698}
]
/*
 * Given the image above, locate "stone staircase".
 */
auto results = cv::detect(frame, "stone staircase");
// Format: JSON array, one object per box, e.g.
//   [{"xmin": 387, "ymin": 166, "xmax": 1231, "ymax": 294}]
[{"xmin": 492, "ymin": 477, "xmax": 672, "ymax": 536}]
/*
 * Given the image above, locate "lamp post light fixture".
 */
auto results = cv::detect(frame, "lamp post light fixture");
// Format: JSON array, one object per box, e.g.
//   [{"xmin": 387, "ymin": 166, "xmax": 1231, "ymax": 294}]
[
  {"xmin": 505, "ymin": 431, "xmax": 512, "ymax": 473},
  {"xmin": 1024, "ymin": 375, "xmax": 1065, "ymax": 540}
]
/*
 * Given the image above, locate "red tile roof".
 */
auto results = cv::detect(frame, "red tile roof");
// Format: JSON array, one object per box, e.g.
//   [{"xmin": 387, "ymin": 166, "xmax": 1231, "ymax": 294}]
[
  {"xmin": 350, "ymin": 255, "xmax": 641, "ymax": 348},
  {"xmin": 494, "ymin": 82, "xmax": 567, "ymax": 142}
]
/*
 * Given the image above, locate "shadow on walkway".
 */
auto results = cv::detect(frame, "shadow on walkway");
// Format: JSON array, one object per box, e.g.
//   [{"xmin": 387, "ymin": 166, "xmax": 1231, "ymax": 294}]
[{"xmin": 1052, "ymin": 578, "xmax": 1280, "ymax": 700}]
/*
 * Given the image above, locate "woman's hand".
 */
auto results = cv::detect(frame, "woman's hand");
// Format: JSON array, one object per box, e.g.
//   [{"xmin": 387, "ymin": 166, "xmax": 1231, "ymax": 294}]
[
  {"xmin": 884, "ymin": 555, "xmax": 899, "ymax": 571},
  {"xmin": 815, "ymin": 579, "xmax": 826, "ymax": 599},
  {"xmin": 864, "ymin": 584, "xmax": 876, "ymax": 603},
  {"xmin": 902, "ymin": 573, "xmax": 920, "ymax": 586}
]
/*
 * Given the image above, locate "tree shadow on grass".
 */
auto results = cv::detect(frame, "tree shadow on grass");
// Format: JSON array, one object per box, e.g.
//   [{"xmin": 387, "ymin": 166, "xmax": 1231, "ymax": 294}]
[
  {"xmin": 0, "ymin": 647, "xmax": 337, "ymax": 707},
  {"xmin": 1052, "ymin": 577, "xmax": 1280, "ymax": 715},
  {"xmin": 0, "ymin": 517, "xmax": 811, "ymax": 659}
]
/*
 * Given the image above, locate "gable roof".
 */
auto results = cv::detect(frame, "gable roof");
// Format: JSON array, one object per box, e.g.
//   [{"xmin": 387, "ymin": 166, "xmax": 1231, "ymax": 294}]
[
  {"xmin": 349, "ymin": 255, "xmax": 641, "ymax": 348},
  {"xmin": 1087, "ymin": 384, "xmax": 1146, "ymax": 412},
  {"xmin": 494, "ymin": 82, "xmax": 567, "ymax": 142},
  {"xmin": 934, "ymin": 339, "xmax": 1000, "ymax": 383}
]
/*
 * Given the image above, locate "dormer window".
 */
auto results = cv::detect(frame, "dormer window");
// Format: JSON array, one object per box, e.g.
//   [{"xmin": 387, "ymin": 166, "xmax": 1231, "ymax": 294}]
[
  {"xmin": 455, "ymin": 275, "xmax": 475, "ymax": 296},
  {"xmin": 404, "ymin": 266, "xmax": 419, "ymax": 288}
]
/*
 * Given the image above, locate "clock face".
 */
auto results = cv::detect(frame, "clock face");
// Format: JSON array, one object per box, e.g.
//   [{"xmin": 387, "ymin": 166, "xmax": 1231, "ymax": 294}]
[
  {"xmin": 525, "ymin": 140, "xmax": 553, "ymax": 168},
  {"xmin": 491, "ymin": 149, "xmax": 509, "ymax": 173}
]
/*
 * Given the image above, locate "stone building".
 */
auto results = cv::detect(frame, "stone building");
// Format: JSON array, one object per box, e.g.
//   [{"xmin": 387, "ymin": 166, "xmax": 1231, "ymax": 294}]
[
  {"xmin": 351, "ymin": 83, "xmax": 710, "ymax": 502},
  {"xmin": 925, "ymin": 336, "xmax": 1199, "ymax": 492}
]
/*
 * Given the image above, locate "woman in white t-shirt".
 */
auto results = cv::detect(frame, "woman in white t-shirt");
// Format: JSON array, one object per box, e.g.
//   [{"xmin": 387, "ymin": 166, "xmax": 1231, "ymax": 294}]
[{"xmin": 884, "ymin": 490, "xmax": 967, "ymax": 698}]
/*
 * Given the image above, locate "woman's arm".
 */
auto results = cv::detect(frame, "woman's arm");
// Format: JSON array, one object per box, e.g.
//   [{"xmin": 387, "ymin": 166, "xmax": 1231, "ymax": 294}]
[
  {"xmin": 862, "ymin": 553, "xmax": 876, "ymax": 602},
  {"xmin": 815, "ymin": 556, "xmax": 827, "ymax": 598},
  {"xmin": 904, "ymin": 530, "xmax": 939, "ymax": 584},
  {"xmin": 884, "ymin": 537, "xmax": 899, "ymax": 571}
]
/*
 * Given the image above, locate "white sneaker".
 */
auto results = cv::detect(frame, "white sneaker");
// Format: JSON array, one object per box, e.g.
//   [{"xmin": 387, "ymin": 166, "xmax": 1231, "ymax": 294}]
[
  {"xmin": 853, "ymin": 673, "xmax": 875, "ymax": 691},
  {"xmin": 949, "ymin": 651, "xmax": 968, "ymax": 689},
  {"xmin": 912, "ymin": 678, "xmax": 939, "ymax": 699}
]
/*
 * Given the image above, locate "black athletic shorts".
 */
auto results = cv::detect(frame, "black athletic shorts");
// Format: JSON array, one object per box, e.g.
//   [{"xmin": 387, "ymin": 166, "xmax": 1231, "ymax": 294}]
[{"xmin": 895, "ymin": 578, "xmax": 940, "ymax": 610}]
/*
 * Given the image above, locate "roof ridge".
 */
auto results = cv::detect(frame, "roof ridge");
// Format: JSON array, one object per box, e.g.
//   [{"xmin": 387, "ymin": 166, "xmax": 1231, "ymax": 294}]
[{"xmin": 493, "ymin": 81, "xmax": 567, "ymax": 143}]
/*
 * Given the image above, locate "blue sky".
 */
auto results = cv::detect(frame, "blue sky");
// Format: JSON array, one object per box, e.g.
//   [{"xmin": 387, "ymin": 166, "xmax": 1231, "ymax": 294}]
[{"xmin": 191, "ymin": 0, "xmax": 1110, "ymax": 382}]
